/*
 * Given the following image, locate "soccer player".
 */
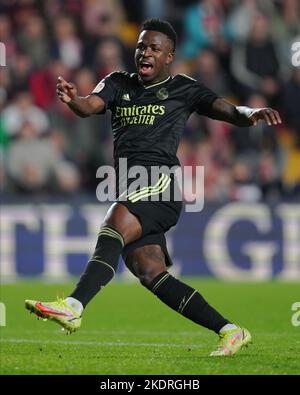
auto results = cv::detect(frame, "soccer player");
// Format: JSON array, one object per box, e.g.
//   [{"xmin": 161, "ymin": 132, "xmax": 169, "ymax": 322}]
[{"xmin": 25, "ymin": 19, "xmax": 281, "ymax": 356}]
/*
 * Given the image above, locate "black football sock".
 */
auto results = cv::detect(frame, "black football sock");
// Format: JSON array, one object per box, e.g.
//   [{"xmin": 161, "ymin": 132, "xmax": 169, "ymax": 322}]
[
  {"xmin": 69, "ymin": 226, "xmax": 124, "ymax": 308},
  {"xmin": 147, "ymin": 272, "xmax": 229, "ymax": 333}
]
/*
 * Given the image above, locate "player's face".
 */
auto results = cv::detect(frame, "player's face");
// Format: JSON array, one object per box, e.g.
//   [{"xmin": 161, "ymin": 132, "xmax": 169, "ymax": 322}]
[{"xmin": 135, "ymin": 30, "xmax": 174, "ymax": 84}]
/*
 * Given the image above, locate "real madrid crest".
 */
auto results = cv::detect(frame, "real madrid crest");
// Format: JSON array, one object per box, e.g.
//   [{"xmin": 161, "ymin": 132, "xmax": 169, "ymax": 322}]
[{"xmin": 156, "ymin": 88, "xmax": 169, "ymax": 100}]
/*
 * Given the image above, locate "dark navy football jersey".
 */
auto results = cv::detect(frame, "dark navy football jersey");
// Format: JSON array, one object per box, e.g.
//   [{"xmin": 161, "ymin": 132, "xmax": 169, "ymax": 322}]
[{"xmin": 91, "ymin": 71, "xmax": 218, "ymax": 169}]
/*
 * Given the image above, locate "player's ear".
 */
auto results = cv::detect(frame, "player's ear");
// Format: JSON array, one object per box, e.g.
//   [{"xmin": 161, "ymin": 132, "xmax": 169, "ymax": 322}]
[{"xmin": 166, "ymin": 52, "xmax": 174, "ymax": 65}]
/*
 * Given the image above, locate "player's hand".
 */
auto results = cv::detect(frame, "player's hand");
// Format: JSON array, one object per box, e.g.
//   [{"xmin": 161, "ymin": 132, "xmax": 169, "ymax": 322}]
[
  {"xmin": 250, "ymin": 108, "xmax": 282, "ymax": 126},
  {"xmin": 56, "ymin": 76, "xmax": 77, "ymax": 103}
]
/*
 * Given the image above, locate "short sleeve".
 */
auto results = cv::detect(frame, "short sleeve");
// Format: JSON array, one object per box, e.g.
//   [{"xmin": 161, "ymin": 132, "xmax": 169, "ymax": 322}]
[
  {"xmin": 90, "ymin": 72, "xmax": 120, "ymax": 113},
  {"xmin": 187, "ymin": 79, "xmax": 218, "ymax": 116}
]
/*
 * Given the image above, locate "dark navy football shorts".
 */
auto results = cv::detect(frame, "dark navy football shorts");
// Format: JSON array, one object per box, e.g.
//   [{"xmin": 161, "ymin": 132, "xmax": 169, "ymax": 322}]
[{"xmin": 116, "ymin": 169, "xmax": 182, "ymax": 266}]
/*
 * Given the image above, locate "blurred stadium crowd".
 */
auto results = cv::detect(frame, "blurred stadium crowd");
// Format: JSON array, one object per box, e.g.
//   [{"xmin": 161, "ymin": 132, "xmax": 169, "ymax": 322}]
[{"xmin": 1, "ymin": 0, "xmax": 300, "ymax": 202}]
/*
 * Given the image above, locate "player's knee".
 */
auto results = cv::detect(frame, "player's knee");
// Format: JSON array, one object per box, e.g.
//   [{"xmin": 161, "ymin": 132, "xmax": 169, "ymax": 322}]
[
  {"xmin": 102, "ymin": 203, "xmax": 142, "ymax": 244},
  {"xmin": 138, "ymin": 250, "xmax": 166, "ymax": 287},
  {"xmin": 139, "ymin": 268, "xmax": 165, "ymax": 288},
  {"xmin": 125, "ymin": 245, "xmax": 167, "ymax": 287}
]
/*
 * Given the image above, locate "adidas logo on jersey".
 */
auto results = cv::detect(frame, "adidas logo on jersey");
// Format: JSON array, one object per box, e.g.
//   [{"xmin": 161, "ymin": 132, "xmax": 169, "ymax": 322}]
[{"xmin": 122, "ymin": 93, "xmax": 131, "ymax": 101}]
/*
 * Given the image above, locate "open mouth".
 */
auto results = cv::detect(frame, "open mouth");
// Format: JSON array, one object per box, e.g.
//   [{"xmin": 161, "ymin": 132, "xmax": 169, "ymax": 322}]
[{"xmin": 139, "ymin": 61, "xmax": 154, "ymax": 76}]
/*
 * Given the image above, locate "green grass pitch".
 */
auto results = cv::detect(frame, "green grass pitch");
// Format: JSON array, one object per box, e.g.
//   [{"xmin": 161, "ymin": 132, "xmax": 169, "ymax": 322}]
[{"xmin": 0, "ymin": 279, "xmax": 299, "ymax": 375}]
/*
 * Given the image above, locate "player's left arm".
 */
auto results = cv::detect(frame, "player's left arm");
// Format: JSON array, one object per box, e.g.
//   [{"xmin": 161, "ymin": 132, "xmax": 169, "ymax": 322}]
[{"xmin": 211, "ymin": 98, "xmax": 282, "ymax": 127}]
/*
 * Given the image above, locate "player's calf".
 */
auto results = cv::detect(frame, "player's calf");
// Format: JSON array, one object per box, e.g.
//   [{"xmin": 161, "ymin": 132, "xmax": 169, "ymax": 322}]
[{"xmin": 146, "ymin": 271, "xmax": 230, "ymax": 333}]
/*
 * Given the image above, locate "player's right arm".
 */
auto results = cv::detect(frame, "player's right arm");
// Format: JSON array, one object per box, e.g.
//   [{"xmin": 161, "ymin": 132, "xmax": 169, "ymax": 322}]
[
  {"xmin": 211, "ymin": 98, "xmax": 281, "ymax": 127},
  {"xmin": 56, "ymin": 76, "xmax": 105, "ymax": 117}
]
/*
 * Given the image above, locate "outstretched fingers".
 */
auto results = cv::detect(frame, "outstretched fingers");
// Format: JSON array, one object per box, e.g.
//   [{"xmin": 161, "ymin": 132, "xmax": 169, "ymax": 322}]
[
  {"xmin": 57, "ymin": 76, "xmax": 72, "ymax": 89},
  {"xmin": 56, "ymin": 76, "xmax": 75, "ymax": 103},
  {"xmin": 56, "ymin": 76, "xmax": 73, "ymax": 93},
  {"xmin": 262, "ymin": 109, "xmax": 273, "ymax": 126},
  {"xmin": 265, "ymin": 108, "xmax": 279, "ymax": 125},
  {"xmin": 256, "ymin": 108, "xmax": 282, "ymax": 126},
  {"xmin": 273, "ymin": 109, "xmax": 282, "ymax": 124}
]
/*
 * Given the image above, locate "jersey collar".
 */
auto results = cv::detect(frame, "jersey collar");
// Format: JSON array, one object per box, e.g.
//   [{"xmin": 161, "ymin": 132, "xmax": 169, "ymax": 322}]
[{"xmin": 139, "ymin": 75, "xmax": 171, "ymax": 89}]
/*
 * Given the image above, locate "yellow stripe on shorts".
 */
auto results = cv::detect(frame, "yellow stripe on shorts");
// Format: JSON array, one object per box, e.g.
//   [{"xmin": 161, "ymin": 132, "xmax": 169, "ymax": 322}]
[{"xmin": 128, "ymin": 174, "xmax": 171, "ymax": 203}]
